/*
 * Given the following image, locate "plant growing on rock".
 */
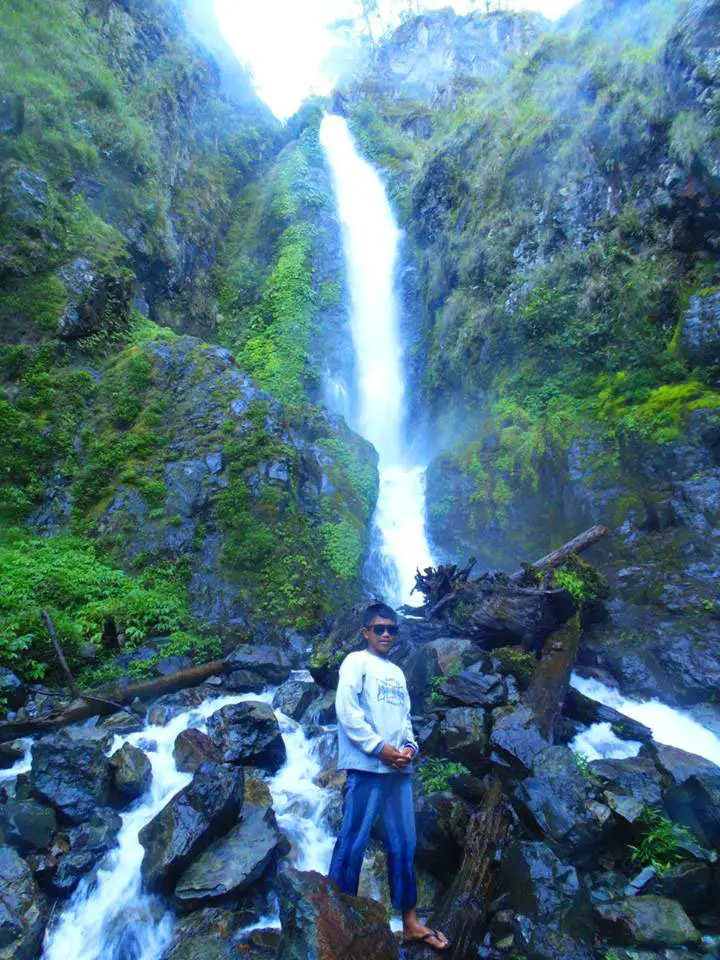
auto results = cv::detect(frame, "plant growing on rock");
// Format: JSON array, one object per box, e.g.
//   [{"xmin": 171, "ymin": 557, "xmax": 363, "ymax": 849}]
[
  {"xmin": 417, "ymin": 757, "xmax": 470, "ymax": 793},
  {"xmin": 628, "ymin": 808, "xmax": 694, "ymax": 874}
]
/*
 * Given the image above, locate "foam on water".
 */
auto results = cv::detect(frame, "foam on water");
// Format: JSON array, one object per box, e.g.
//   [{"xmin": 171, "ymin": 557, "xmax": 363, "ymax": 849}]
[
  {"xmin": 570, "ymin": 673, "xmax": 720, "ymax": 766},
  {"xmin": 0, "ymin": 738, "xmax": 32, "ymax": 783}
]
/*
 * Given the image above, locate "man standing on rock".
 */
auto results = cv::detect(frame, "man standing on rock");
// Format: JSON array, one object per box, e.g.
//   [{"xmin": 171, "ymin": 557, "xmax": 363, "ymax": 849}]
[{"xmin": 328, "ymin": 601, "xmax": 452, "ymax": 953}]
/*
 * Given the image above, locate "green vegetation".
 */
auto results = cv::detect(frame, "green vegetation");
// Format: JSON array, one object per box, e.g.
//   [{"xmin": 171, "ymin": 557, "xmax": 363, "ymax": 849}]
[
  {"xmin": 554, "ymin": 556, "xmax": 610, "ymax": 606},
  {"xmin": 418, "ymin": 757, "xmax": 470, "ymax": 793},
  {"xmin": 628, "ymin": 808, "xmax": 695, "ymax": 874},
  {"xmin": 492, "ymin": 646, "xmax": 537, "ymax": 690},
  {"xmin": 0, "ymin": 529, "xmax": 208, "ymax": 684}
]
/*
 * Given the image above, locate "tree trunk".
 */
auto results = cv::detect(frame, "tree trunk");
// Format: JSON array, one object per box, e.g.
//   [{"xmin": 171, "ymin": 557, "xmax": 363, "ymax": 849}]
[
  {"xmin": 524, "ymin": 614, "xmax": 582, "ymax": 738},
  {"xmin": 0, "ymin": 659, "xmax": 226, "ymax": 743},
  {"xmin": 509, "ymin": 524, "xmax": 608, "ymax": 582}
]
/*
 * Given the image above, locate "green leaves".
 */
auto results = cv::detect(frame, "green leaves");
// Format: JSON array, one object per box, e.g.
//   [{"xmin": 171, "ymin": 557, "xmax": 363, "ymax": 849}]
[{"xmin": 417, "ymin": 757, "xmax": 470, "ymax": 793}]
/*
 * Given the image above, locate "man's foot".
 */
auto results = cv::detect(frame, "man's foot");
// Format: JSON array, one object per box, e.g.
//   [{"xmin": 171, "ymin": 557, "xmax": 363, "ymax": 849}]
[{"xmin": 402, "ymin": 923, "xmax": 451, "ymax": 953}]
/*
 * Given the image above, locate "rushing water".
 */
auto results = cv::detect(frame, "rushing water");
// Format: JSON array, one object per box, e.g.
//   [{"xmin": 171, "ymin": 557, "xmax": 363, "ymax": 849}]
[
  {"xmin": 42, "ymin": 687, "xmax": 336, "ymax": 960},
  {"xmin": 319, "ymin": 114, "xmax": 434, "ymax": 604},
  {"xmin": 0, "ymin": 738, "xmax": 32, "ymax": 783},
  {"xmin": 570, "ymin": 673, "xmax": 720, "ymax": 766}
]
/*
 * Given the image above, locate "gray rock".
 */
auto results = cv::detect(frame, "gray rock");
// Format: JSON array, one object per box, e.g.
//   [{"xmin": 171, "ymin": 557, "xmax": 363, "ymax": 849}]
[
  {"xmin": 146, "ymin": 689, "xmax": 209, "ymax": 726},
  {"xmin": 110, "ymin": 743, "xmax": 152, "ymax": 799},
  {"xmin": 174, "ymin": 805, "xmax": 287, "ymax": 909},
  {"xmin": 441, "ymin": 706, "xmax": 488, "ymax": 771},
  {"xmin": 0, "ymin": 670, "xmax": 27, "ymax": 711},
  {"xmin": 0, "ymin": 801, "xmax": 56, "ymax": 852},
  {"xmin": 0, "ymin": 845, "xmax": 46, "ymax": 959},
  {"xmin": 594, "ymin": 895, "xmax": 700, "ymax": 946},
  {"xmin": 224, "ymin": 646, "xmax": 292, "ymax": 686},
  {"xmin": 173, "ymin": 729, "xmax": 223, "ymax": 773},
  {"xmin": 30, "ymin": 734, "xmax": 111, "ymax": 824},
  {"xmin": 679, "ymin": 290, "xmax": 720, "ymax": 366},
  {"xmin": 415, "ymin": 790, "xmax": 470, "ymax": 881},
  {"xmin": 501, "ymin": 841, "xmax": 579, "ymax": 922},
  {"xmin": 648, "ymin": 861, "xmax": 710, "ymax": 913},
  {"xmin": 272, "ymin": 678, "xmax": 321, "ymax": 721},
  {"xmin": 206, "ymin": 701, "xmax": 287, "ymax": 772},
  {"xmin": 654, "ymin": 744, "xmax": 720, "ymax": 786},
  {"xmin": 438, "ymin": 670, "xmax": 508, "ymax": 707},
  {"xmin": 225, "ymin": 670, "xmax": 267, "ymax": 694},
  {"xmin": 139, "ymin": 762, "xmax": 244, "ymax": 892}
]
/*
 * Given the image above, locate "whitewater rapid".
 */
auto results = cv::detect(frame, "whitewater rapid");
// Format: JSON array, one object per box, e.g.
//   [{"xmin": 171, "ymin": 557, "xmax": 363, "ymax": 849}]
[
  {"xmin": 319, "ymin": 114, "xmax": 434, "ymax": 604},
  {"xmin": 42, "ymin": 687, "xmax": 336, "ymax": 960}
]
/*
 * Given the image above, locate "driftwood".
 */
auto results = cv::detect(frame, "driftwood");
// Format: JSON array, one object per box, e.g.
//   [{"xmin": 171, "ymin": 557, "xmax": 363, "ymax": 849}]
[
  {"xmin": 0, "ymin": 659, "xmax": 226, "ymax": 744},
  {"xmin": 436, "ymin": 776, "xmax": 511, "ymax": 960},
  {"xmin": 509, "ymin": 524, "xmax": 608, "ymax": 582},
  {"xmin": 524, "ymin": 615, "xmax": 582, "ymax": 739}
]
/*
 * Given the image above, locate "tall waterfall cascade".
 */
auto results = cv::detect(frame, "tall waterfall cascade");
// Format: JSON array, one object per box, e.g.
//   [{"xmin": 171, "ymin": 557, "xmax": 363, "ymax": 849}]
[{"xmin": 319, "ymin": 114, "xmax": 434, "ymax": 605}]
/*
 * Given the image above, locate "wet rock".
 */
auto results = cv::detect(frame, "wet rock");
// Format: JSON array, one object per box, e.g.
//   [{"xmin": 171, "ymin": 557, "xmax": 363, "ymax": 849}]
[
  {"xmin": 648, "ymin": 861, "xmax": 710, "ymax": 914},
  {"xmin": 244, "ymin": 775, "xmax": 273, "ymax": 808},
  {"xmin": 654, "ymin": 744, "xmax": 720, "ymax": 786},
  {"xmin": 50, "ymin": 850, "xmax": 96, "ymax": 896},
  {"xmin": 67, "ymin": 807, "xmax": 122, "ymax": 858},
  {"xmin": 0, "ymin": 844, "xmax": 46, "ymax": 959},
  {"xmin": 99, "ymin": 710, "xmax": 145, "ymax": 736},
  {"xmin": 0, "ymin": 741, "xmax": 28, "ymax": 770},
  {"xmin": 467, "ymin": 588, "xmax": 575, "ymax": 651},
  {"xmin": 441, "ymin": 706, "xmax": 489, "ymax": 771},
  {"xmin": 589, "ymin": 756, "xmax": 663, "ymax": 817},
  {"xmin": 664, "ymin": 772, "xmax": 720, "ymax": 848},
  {"xmin": 139, "ymin": 762, "xmax": 244, "ymax": 892},
  {"xmin": 175, "ymin": 805, "xmax": 288, "ymax": 910},
  {"xmin": 206, "ymin": 701, "xmax": 287, "ymax": 772},
  {"xmin": 110, "ymin": 742, "xmax": 152, "ymax": 799},
  {"xmin": 403, "ymin": 637, "xmax": 486, "ymax": 706},
  {"xmin": 224, "ymin": 645, "xmax": 292, "ymax": 686},
  {"xmin": 29, "ymin": 734, "xmax": 111, "ymax": 824},
  {"xmin": 0, "ymin": 800, "xmax": 56, "ymax": 852},
  {"xmin": 302, "ymin": 688, "xmax": 336, "ymax": 725},
  {"xmin": 146, "ymin": 689, "xmax": 210, "ymax": 726},
  {"xmin": 439, "ymin": 670, "xmax": 508, "ymax": 708},
  {"xmin": 173, "ymin": 729, "xmax": 223, "ymax": 773},
  {"xmin": 56, "ymin": 255, "xmax": 132, "ymax": 342},
  {"xmin": 594, "ymin": 895, "xmax": 700, "ymax": 946},
  {"xmin": 272, "ymin": 678, "xmax": 321, "ymax": 721},
  {"xmin": 0, "ymin": 670, "xmax": 27, "ymax": 711},
  {"xmin": 162, "ymin": 907, "xmax": 249, "ymax": 960},
  {"xmin": 512, "ymin": 916, "xmax": 594, "ymax": 960},
  {"xmin": 501, "ymin": 841, "xmax": 580, "ymax": 922},
  {"xmin": 678, "ymin": 290, "xmax": 720, "ymax": 367},
  {"xmin": 415, "ymin": 790, "xmax": 470, "ymax": 881},
  {"xmin": 489, "ymin": 703, "xmax": 551, "ymax": 773},
  {"xmin": 225, "ymin": 670, "xmax": 267, "ymax": 693},
  {"xmin": 276, "ymin": 868, "xmax": 397, "ymax": 960}
]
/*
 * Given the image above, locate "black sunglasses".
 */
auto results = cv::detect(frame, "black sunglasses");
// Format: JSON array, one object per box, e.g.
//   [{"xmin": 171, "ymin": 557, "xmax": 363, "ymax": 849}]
[{"xmin": 368, "ymin": 624, "xmax": 399, "ymax": 637}]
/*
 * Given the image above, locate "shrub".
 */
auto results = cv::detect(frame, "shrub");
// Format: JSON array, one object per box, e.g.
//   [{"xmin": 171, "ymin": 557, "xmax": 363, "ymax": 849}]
[{"xmin": 418, "ymin": 757, "xmax": 470, "ymax": 793}]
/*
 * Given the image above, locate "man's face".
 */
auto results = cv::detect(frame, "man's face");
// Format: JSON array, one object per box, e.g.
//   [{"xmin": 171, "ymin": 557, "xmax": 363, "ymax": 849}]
[{"xmin": 363, "ymin": 616, "xmax": 398, "ymax": 657}]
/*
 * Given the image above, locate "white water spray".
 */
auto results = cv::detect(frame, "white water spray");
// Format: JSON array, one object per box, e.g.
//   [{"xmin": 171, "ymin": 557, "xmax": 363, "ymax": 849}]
[
  {"xmin": 320, "ymin": 114, "xmax": 433, "ymax": 604},
  {"xmin": 570, "ymin": 673, "xmax": 720, "ymax": 766},
  {"xmin": 42, "ymin": 689, "xmax": 336, "ymax": 960}
]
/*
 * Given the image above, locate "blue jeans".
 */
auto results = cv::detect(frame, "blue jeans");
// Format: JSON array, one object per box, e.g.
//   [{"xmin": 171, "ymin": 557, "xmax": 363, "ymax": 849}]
[{"xmin": 328, "ymin": 770, "xmax": 417, "ymax": 911}]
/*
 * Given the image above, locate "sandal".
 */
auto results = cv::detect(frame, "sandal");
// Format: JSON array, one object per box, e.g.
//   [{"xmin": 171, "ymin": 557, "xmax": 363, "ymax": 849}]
[{"xmin": 402, "ymin": 928, "xmax": 452, "ymax": 954}]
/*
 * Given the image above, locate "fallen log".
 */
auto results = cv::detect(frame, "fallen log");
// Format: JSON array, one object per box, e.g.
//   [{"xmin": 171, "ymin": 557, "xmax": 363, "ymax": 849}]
[
  {"xmin": 563, "ymin": 685, "xmax": 653, "ymax": 744},
  {"xmin": 0, "ymin": 659, "xmax": 226, "ymax": 744},
  {"xmin": 509, "ymin": 524, "xmax": 608, "ymax": 582},
  {"xmin": 41, "ymin": 610, "xmax": 81, "ymax": 701},
  {"xmin": 524, "ymin": 614, "xmax": 582, "ymax": 739},
  {"xmin": 428, "ymin": 776, "xmax": 511, "ymax": 960}
]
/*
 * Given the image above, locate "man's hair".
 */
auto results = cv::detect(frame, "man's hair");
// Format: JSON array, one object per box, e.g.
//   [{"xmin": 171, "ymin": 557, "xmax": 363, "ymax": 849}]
[{"xmin": 362, "ymin": 601, "xmax": 397, "ymax": 626}]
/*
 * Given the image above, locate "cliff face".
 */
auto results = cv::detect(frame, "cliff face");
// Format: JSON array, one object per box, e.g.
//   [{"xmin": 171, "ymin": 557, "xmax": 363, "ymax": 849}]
[
  {"xmin": 0, "ymin": 2, "xmax": 377, "ymax": 685},
  {"xmin": 345, "ymin": 0, "xmax": 720, "ymax": 707}
]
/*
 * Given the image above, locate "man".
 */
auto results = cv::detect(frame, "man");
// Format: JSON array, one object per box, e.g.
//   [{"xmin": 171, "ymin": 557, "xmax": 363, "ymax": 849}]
[{"xmin": 328, "ymin": 601, "xmax": 451, "ymax": 953}]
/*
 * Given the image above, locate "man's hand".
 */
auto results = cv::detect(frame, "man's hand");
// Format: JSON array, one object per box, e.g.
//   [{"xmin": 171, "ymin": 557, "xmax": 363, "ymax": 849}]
[{"xmin": 378, "ymin": 743, "xmax": 411, "ymax": 768}]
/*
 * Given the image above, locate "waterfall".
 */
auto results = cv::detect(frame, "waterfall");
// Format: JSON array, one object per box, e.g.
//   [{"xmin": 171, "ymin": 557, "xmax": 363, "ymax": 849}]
[
  {"xmin": 319, "ymin": 114, "xmax": 433, "ymax": 605},
  {"xmin": 41, "ymin": 686, "xmax": 336, "ymax": 960}
]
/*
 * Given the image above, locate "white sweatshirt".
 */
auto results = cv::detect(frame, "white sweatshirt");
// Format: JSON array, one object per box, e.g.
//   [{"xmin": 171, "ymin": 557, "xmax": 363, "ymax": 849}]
[{"xmin": 335, "ymin": 649, "xmax": 418, "ymax": 774}]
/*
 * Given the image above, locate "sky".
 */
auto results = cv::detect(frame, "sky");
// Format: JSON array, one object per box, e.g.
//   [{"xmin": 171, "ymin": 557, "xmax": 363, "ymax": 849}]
[{"xmin": 213, "ymin": 0, "xmax": 579, "ymax": 119}]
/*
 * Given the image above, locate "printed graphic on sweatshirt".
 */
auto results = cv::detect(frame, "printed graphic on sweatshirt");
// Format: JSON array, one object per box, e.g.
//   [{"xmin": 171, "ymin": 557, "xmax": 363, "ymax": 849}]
[{"xmin": 376, "ymin": 677, "xmax": 405, "ymax": 706}]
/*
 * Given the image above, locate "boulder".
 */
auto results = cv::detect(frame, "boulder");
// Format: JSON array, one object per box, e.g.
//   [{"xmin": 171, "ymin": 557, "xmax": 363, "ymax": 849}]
[
  {"xmin": 225, "ymin": 670, "xmax": 267, "ymax": 694},
  {"xmin": 224, "ymin": 646, "xmax": 292, "ymax": 686},
  {"xmin": 489, "ymin": 703, "xmax": 551, "ymax": 773},
  {"xmin": 302, "ymin": 689, "xmax": 336, "ymax": 725},
  {"xmin": 146, "ymin": 689, "xmax": 210, "ymax": 726},
  {"xmin": 29, "ymin": 734, "xmax": 111, "ymax": 824},
  {"xmin": 0, "ymin": 845, "xmax": 46, "ymax": 960},
  {"xmin": 654, "ymin": 744, "xmax": 720, "ymax": 786},
  {"xmin": 664, "ymin": 772, "xmax": 720, "ymax": 847},
  {"xmin": 50, "ymin": 851, "xmax": 96, "ymax": 896},
  {"xmin": 512, "ymin": 916, "xmax": 595, "ymax": 960},
  {"xmin": 415, "ymin": 791, "xmax": 470, "ymax": 881},
  {"xmin": 0, "ymin": 670, "xmax": 27, "ymax": 711},
  {"xmin": 272, "ymin": 678, "xmax": 321, "ymax": 721},
  {"xmin": 441, "ymin": 707, "xmax": 489, "ymax": 771},
  {"xmin": 206, "ymin": 701, "xmax": 287, "ymax": 772},
  {"xmin": 110, "ymin": 743, "xmax": 152, "ymax": 799},
  {"xmin": 589, "ymin": 756, "xmax": 663, "ymax": 817},
  {"xmin": 139, "ymin": 762, "xmax": 244, "ymax": 892},
  {"xmin": 173, "ymin": 729, "xmax": 223, "ymax": 773},
  {"xmin": 678, "ymin": 290, "xmax": 720, "ymax": 366},
  {"xmin": 594, "ymin": 895, "xmax": 700, "ymax": 946},
  {"xmin": 438, "ymin": 670, "xmax": 508, "ymax": 708},
  {"xmin": 276, "ymin": 868, "xmax": 397, "ymax": 960},
  {"xmin": 161, "ymin": 907, "xmax": 249, "ymax": 960},
  {"xmin": 500, "ymin": 841, "xmax": 579, "ymax": 922},
  {"xmin": 0, "ymin": 800, "xmax": 56, "ymax": 853},
  {"xmin": 47, "ymin": 806, "xmax": 123, "ymax": 894},
  {"xmin": 648, "ymin": 861, "xmax": 710, "ymax": 914},
  {"xmin": 174, "ymin": 805, "xmax": 288, "ymax": 910}
]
